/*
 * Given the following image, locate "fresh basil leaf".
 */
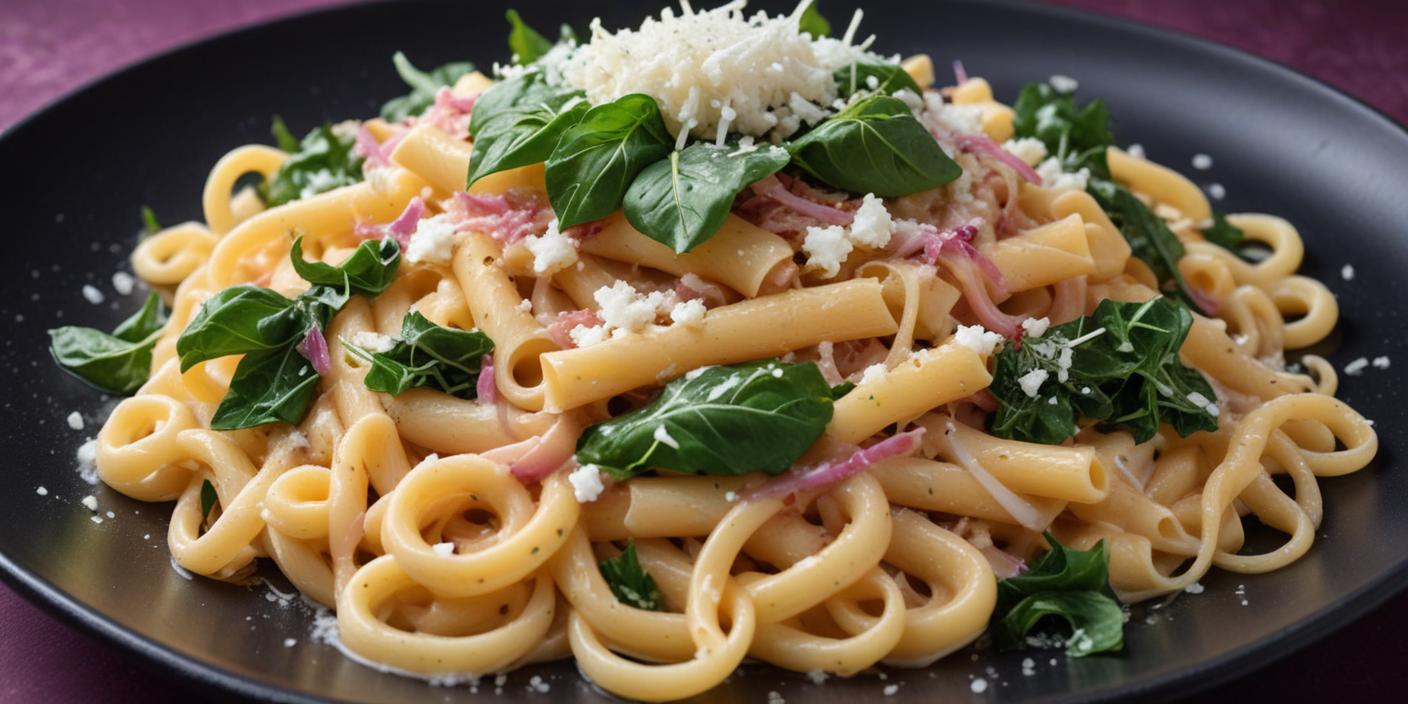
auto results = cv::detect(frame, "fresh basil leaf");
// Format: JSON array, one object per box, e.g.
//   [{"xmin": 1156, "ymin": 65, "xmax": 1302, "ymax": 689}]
[
  {"xmin": 176, "ymin": 286, "xmax": 304, "ymax": 371},
  {"xmin": 467, "ymin": 72, "xmax": 588, "ymax": 186},
  {"xmin": 990, "ymin": 297, "xmax": 1218, "ymax": 444},
  {"xmin": 140, "ymin": 205, "xmax": 161, "ymax": 235},
  {"xmin": 598, "ymin": 540, "xmax": 664, "ymax": 611},
  {"xmin": 379, "ymin": 52, "xmax": 475, "ymax": 122},
  {"xmin": 1088, "ymin": 179, "xmax": 1208, "ymax": 312},
  {"xmin": 785, "ymin": 94, "xmax": 961, "ymax": 197},
  {"xmin": 351, "ymin": 311, "xmax": 494, "ymax": 399},
  {"xmin": 270, "ymin": 114, "xmax": 300, "ymax": 153},
  {"xmin": 506, "ymin": 9, "xmax": 553, "ymax": 65},
  {"xmin": 575, "ymin": 360, "xmax": 835, "ymax": 480},
  {"xmin": 992, "ymin": 533, "xmax": 1123, "ymax": 657},
  {"xmin": 200, "ymin": 479, "xmax": 218, "ymax": 521},
  {"xmin": 210, "ymin": 344, "xmax": 322, "ymax": 430},
  {"xmin": 1011, "ymin": 82, "xmax": 1113, "ymax": 179},
  {"xmin": 48, "ymin": 293, "xmax": 169, "ymax": 395},
  {"xmin": 262, "ymin": 123, "xmax": 364, "ymax": 207},
  {"xmin": 290, "ymin": 236, "xmax": 400, "ymax": 297},
  {"xmin": 996, "ymin": 533, "xmax": 1111, "ymax": 613},
  {"xmin": 623, "ymin": 143, "xmax": 790, "ymax": 253},
  {"xmin": 546, "ymin": 93, "xmax": 674, "ymax": 228},
  {"xmin": 833, "ymin": 60, "xmax": 922, "ymax": 100},
  {"xmin": 799, "ymin": 1, "xmax": 830, "ymax": 38},
  {"xmin": 1201, "ymin": 212, "xmax": 1245, "ymax": 250}
]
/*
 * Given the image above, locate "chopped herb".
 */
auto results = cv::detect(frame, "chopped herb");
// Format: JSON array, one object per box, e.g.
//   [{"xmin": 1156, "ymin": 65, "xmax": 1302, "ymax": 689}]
[
  {"xmin": 598, "ymin": 540, "xmax": 664, "ymax": 611},
  {"xmin": 349, "ymin": 311, "xmax": 494, "ymax": 399},
  {"xmin": 48, "ymin": 292, "xmax": 168, "ymax": 395},
  {"xmin": 270, "ymin": 114, "xmax": 300, "ymax": 153},
  {"xmin": 289, "ymin": 235, "xmax": 400, "ymax": 298},
  {"xmin": 379, "ymin": 52, "xmax": 475, "ymax": 122},
  {"xmin": 993, "ymin": 533, "xmax": 1123, "ymax": 657}
]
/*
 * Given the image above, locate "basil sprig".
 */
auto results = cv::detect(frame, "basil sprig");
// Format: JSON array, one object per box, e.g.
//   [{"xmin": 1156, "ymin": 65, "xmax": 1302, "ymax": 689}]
[
  {"xmin": 380, "ymin": 52, "xmax": 476, "ymax": 123},
  {"xmin": 785, "ymin": 94, "xmax": 961, "ymax": 197},
  {"xmin": 833, "ymin": 60, "xmax": 922, "ymax": 100},
  {"xmin": 993, "ymin": 533, "xmax": 1123, "ymax": 657},
  {"xmin": 990, "ymin": 297, "xmax": 1219, "ymax": 445},
  {"xmin": 623, "ymin": 143, "xmax": 790, "ymax": 253},
  {"xmin": 177, "ymin": 237, "xmax": 399, "ymax": 429},
  {"xmin": 49, "ymin": 292, "xmax": 168, "ymax": 395},
  {"xmin": 599, "ymin": 540, "xmax": 664, "ymax": 611},
  {"xmin": 546, "ymin": 94, "xmax": 675, "ymax": 228},
  {"xmin": 799, "ymin": 1, "xmax": 830, "ymax": 38},
  {"xmin": 348, "ymin": 311, "xmax": 495, "ymax": 398},
  {"xmin": 467, "ymin": 72, "xmax": 588, "ymax": 187},
  {"xmin": 261, "ymin": 121, "xmax": 364, "ymax": 207},
  {"xmin": 575, "ymin": 360, "xmax": 835, "ymax": 480}
]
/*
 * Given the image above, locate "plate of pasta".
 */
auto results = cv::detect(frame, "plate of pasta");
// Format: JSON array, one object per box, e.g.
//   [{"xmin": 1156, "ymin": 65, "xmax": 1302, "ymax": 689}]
[{"xmin": 2, "ymin": 0, "xmax": 1407, "ymax": 702}]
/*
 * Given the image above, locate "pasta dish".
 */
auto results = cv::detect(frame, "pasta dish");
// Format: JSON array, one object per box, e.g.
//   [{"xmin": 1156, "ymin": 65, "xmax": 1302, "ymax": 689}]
[{"xmin": 46, "ymin": 1, "xmax": 1379, "ymax": 699}]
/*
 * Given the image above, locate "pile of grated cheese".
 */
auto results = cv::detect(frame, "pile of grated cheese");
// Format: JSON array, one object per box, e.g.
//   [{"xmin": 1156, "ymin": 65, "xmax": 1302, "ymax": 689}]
[{"xmin": 561, "ymin": 1, "xmax": 885, "ymax": 144}]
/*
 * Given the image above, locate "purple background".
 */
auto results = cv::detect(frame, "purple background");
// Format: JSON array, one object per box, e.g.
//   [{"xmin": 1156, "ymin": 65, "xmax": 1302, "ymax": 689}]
[{"xmin": 2, "ymin": 0, "xmax": 1406, "ymax": 702}]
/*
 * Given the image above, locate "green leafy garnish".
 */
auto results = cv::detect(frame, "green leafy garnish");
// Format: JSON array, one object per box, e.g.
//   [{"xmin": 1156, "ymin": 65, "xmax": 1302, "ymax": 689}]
[
  {"xmin": 261, "ymin": 122, "xmax": 364, "ymax": 207},
  {"xmin": 992, "ymin": 533, "xmax": 1123, "ymax": 657},
  {"xmin": 990, "ymin": 297, "xmax": 1219, "ymax": 444},
  {"xmin": 575, "ymin": 360, "xmax": 835, "ymax": 480},
  {"xmin": 270, "ymin": 115, "xmax": 300, "ymax": 153},
  {"xmin": 785, "ymin": 94, "xmax": 961, "ymax": 197},
  {"xmin": 467, "ymin": 72, "xmax": 588, "ymax": 186},
  {"xmin": 546, "ymin": 93, "xmax": 674, "ymax": 228},
  {"xmin": 623, "ymin": 143, "xmax": 790, "ymax": 253},
  {"xmin": 506, "ymin": 9, "xmax": 553, "ymax": 65},
  {"xmin": 140, "ymin": 205, "xmax": 161, "ymax": 235},
  {"xmin": 290, "ymin": 236, "xmax": 400, "ymax": 298},
  {"xmin": 200, "ymin": 479, "xmax": 219, "ymax": 521},
  {"xmin": 833, "ymin": 60, "xmax": 922, "ymax": 100},
  {"xmin": 176, "ymin": 286, "xmax": 309, "ymax": 371},
  {"xmin": 1201, "ymin": 212, "xmax": 1246, "ymax": 250},
  {"xmin": 380, "ymin": 52, "xmax": 476, "ymax": 122},
  {"xmin": 798, "ymin": 1, "xmax": 830, "ymax": 38},
  {"xmin": 349, "ymin": 311, "xmax": 495, "ymax": 399},
  {"xmin": 598, "ymin": 540, "xmax": 664, "ymax": 611},
  {"xmin": 48, "ymin": 292, "xmax": 168, "ymax": 395},
  {"xmin": 829, "ymin": 381, "xmax": 857, "ymax": 399}
]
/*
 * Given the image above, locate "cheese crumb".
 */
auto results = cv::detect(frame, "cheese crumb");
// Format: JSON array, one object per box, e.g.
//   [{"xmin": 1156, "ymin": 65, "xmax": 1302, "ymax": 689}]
[
  {"xmin": 1126, "ymin": 143, "xmax": 1146, "ymax": 159},
  {"xmin": 1372, "ymin": 355, "xmax": 1390, "ymax": 369},
  {"xmin": 517, "ymin": 298, "xmax": 533, "ymax": 312},
  {"xmin": 81, "ymin": 495, "xmax": 98, "ymax": 511},
  {"xmin": 1036, "ymin": 157, "xmax": 1089, "ymax": 192},
  {"xmin": 522, "ymin": 219, "xmax": 580, "ymax": 274},
  {"xmin": 1344, "ymin": 357, "xmax": 1369, "ymax": 376},
  {"xmin": 848, "ymin": 194, "xmax": 893, "ymax": 248},
  {"xmin": 569, "ymin": 324, "xmax": 609, "ymax": 348},
  {"xmin": 405, "ymin": 214, "xmax": 458, "ymax": 265},
  {"xmin": 953, "ymin": 324, "xmax": 1004, "ymax": 356},
  {"xmin": 1017, "ymin": 368, "xmax": 1049, "ymax": 398},
  {"xmin": 594, "ymin": 281, "xmax": 677, "ymax": 334},
  {"xmin": 970, "ymin": 677, "xmax": 989, "ymax": 693},
  {"xmin": 1184, "ymin": 582, "xmax": 1205, "ymax": 594},
  {"xmin": 1208, "ymin": 183, "xmax": 1226, "ymax": 200},
  {"xmin": 35, "ymin": 486, "xmax": 48, "ymax": 496},
  {"xmin": 1341, "ymin": 264, "xmax": 1355, "ymax": 281},
  {"xmin": 1021, "ymin": 317, "xmax": 1051, "ymax": 338},
  {"xmin": 670, "ymin": 299, "xmax": 707, "ymax": 326},
  {"xmin": 350, "ymin": 331, "xmax": 396, "ymax": 354},
  {"xmin": 802, "ymin": 225, "xmax": 852, "ymax": 278},
  {"xmin": 1191, "ymin": 153, "xmax": 1213, "ymax": 170},
  {"xmin": 806, "ymin": 670, "xmax": 830, "ymax": 685},
  {"xmin": 1002, "ymin": 137, "xmax": 1048, "ymax": 167},
  {"xmin": 569, "ymin": 464, "xmax": 606, "ymax": 503},
  {"xmin": 112, "ymin": 271, "xmax": 136, "ymax": 295},
  {"xmin": 724, "ymin": 490, "xmax": 739, "ymax": 502},
  {"xmin": 858, "ymin": 363, "xmax": 887, "ymax": 386},
  {"xmin": 284, "ymin": 638, "xmax": 298, "ymax": 648},
  {"xmin": 882, "ymin": 684, "xmax": 899, "ymax": 696},
  {"xmin": 431, "ymin": 542, "xmax": 455, "ymax": 556},
  {"xmin": 81, "ymin": 284, "xmax": 105, "ymax": 304},
  {"xmin": 66, "ymin": 411, "xmax": 84, "ymax": 430}
]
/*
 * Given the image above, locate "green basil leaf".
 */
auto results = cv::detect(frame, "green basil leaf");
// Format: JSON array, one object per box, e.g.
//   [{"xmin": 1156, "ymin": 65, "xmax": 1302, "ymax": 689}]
[
  {"xmin": 200, "ymin": 479, "xmax": 218, "ymax": 521},
  {"xmin": 1011, "ymin": 82, "xmax": 1113, "ymax": 179},
  {"xmin": 996, "ymin": 533, "xmax": 1112, "ymax": 613},
  {"xmin": 506, "ymin": 9, "xmax": 553, "ymax": 65},
  {"xmin": 290, "ymin": 235, "xmax": 400, "ymax": 297},
  {"xmin": 798, "ymin": 1, "xmax": 830, "ymax": 38},
  {"xmin": 262, "ymin": 123, "xmax": 364, "ymax": 207},
  {"xmin": 785, "ymin": 94, "xmax": 961, "ymax": 197},
  {"xmin": 176, "ymin": 286, "xmax": 303, "ymax": 371},
  {"xmin": 270, "ymin": 114, "xmax": 300, "ymax": 153},
  {"xmin": 1089, "ymin": 179, "xmax": 1208, "ymax": 312},
  {"xmin": 546, "ymin": 93, "xmax": 674, "ymax": 228},
  {"xmin": 140, "ymin": 205, "xmax": 161, "ymax": 235},
  {"xmin": 210, "ymin": 344, "xmax": 322, "ymax": 430},
  {"xmin": 379, "ymin": 52, "xmax": 475, "ymax": 122},
  {"xmin": 352, "ymin": 311, "xmax": 494, "ymax": 399},
  {"xmin": 833, "ymin": 60, "xmax": 922, "ymax": 100},
  {"xmin": 467, "ymin": 72, "xmax": 588, "ymax": 186},
  {"xmin": 48, "ymin": 293, "xmax": 169, "ymax": 395},
  {"xmin": 598, "ymin": 540, "xmax": 664, "ymax": 611},
  {"xmin": 1201, "ymin": 212, "xmax": 1246, "ymax": 250},
  {"xmin": 995, "ymin": 590, "xmax": 1124, "ymax": 657},
  {"xmin": 575, "ymin": 360, "xmax": 835, "ymax": 480},
  {"xmin": 623, "ymin": 142, "xmax": 790, "ymax": 253},
  {"xmin": 829, "ymin": 381, "xmax": 857, "ymax": 400}
]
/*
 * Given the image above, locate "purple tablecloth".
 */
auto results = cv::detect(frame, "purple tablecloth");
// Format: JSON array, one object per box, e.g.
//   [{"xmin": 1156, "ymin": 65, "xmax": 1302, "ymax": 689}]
[{"xmin": 2, "ymin": 1, "xmax": 1406, "ymax": 702}]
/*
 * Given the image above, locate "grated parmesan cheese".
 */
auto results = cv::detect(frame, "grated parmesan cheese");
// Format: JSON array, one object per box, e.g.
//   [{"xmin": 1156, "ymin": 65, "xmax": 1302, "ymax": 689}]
[
  {"xmin": 66, "ymin": 411, "xmax": 84, "ymax": 430},
  {"xmin": 112, "ymin": 271, "xmax": 136, "ymax": 295},
  {"xmin": 569, "ymin": 464, "xmax": 606, "ymax": 503},
  {"xmin": 1020, "ymin": 317, "xmax": 1051, "ymax": 338},
  {"xmin": 350, "ymin": 331, "xmax": 397, "ymax": 354},
  {"xmin": 1344, "ymin": 357, "xmax": 1369, "ymax": 376},
  {"xmin": 1017, "ymin": 368, "xmax": 1049, "ymax": 398},
  {"xmin": 81, "ymin": 284, "xmax": 104, "ymax": 304},
  {"xmin": 953, "ymin": 324, "xmax": 1004, "ymax": 356},
  {"xmin": 405, "ymin": 214, "xmax": 458, "ymax": 265},
  {"xmin": 1341, "ymin": 264, "xmax": 1355, "ymax": 281},
  {"xmin": 670, "ymin": 298, "xmax": 707, "ymax": 326},
  {"xmin": 522, "ymin": 219, "xmax": 579, "ymax": 274},
  {"xmin": 1049, "ymin": 74, "xmax": 1079, "ymax": 92},
  {"xmin": 1002, "ymin": 137, "xmax": 1048, "ymax": 167},
  {"xmin": 848, "ymin": 193, "xmax": 893, "ymax": 248},
  {"xmin": 593, "ymin": 281, "xmax": 678, "ymax": 334},
  {"xmin": 1036, "ymin": 157, "xmax": 1089, "ymax": 192},
  {"xmin": 858, "ymin": 363, "xmax": 887, "ymax": 385},
  {"xmin": 801, "ymin": 225, "xmax": 852, "ymax": 278}
]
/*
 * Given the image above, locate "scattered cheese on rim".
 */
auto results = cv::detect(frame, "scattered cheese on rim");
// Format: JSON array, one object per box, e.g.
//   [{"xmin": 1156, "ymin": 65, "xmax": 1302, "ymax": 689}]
[
  {"xmin": 970, "ymin": 677, "xmax": 989, "ymax": 693},
  {"xmin": 1372, "ymin": 355, "xmax": 1390, "ymax": 369},
  {"xmin": 882, "ymin": 684, "xmax": 899, "ymax": 696},
  {"xmin": 1344, "ymin": 357, "xmax": 1369, "ymax": 376},
  {"xmin": 1341, "ymin": 264, "xmax": 1355, "ymax": 281},
  {"xmin": 35, "ymin": 486, "xmax": 48, "ymax": 496},
  {"xmin": 81, "ymin": 495, "xmax": 98, "ymax": 511},
  {"xmin": 66, "ymin": 411, "xmax": 84, "ymax": 430},
  {"xmin": 1126, "ymin": 143, "xmax": 1146, "ymax": 159},
  {"xmin": 1049, "ymin": 74, "xmax": 1079, "ymax": 92},
  {"xmin": 569, "ymin": 464, "xmax": 606, "ymax": 503},
  {"xmin": 1191, "ymin": 153, "xmax": 1213, "ymax": 170},
  {"xmin": 405, "ymin": 215, "xmax": 458, "ymax": 265},
  {"xmin": 1208, "ymin": 183, "xmax": 1226, "ymax": 200},
  {"xmin": 112, "ymin": 271, "xmax": 136, "ymax": 295},
  {"xmin": 81, "ymin": 284, "xmax": 104, "ymax": 304},
  {"xmin": 522, "ymin": 219, "xmax": 580, "ymax": 274},
  {"xmin": 953, "ymin": 324, "xmax": 1004, "ymax": 356}
]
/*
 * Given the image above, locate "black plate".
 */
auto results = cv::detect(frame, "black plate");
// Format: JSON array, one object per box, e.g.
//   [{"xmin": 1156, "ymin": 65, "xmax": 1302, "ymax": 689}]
[{"xmin": 2, "ymin": 0, "xmax": 1406, "ymax": 702}]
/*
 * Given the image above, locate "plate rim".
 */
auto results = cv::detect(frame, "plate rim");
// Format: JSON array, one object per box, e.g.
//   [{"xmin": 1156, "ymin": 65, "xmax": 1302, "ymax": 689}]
[{"xmin": 2, "ymin": 1, "xmax": 1406, "ymax": 702}]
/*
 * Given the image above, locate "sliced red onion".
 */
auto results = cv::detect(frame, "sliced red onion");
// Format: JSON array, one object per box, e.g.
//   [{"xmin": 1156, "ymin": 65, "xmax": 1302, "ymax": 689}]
[
  {"xmin": 981, "ymin": 545, "xmax": 1027, "ymax": 579},
  {"xmin": 438, "ymin": 86, "xmax": 478, "ymax": 113},
  {"xmin": 545, "ymin": 309, "xmax": 603, "ymax": 349},
  {"xmin": 952, "ymin": 59, "xmax": 969, "ymax": 85},
  {"xmin": 935, "ymin": 417, "xmax": 1048, "ymax": 531},
  {"xmin": 296, "ymin": 323, "xmax": 331, "ymax": 376},
  {"xmin": 476, "ymin": 355, "xmax": 497, "ymax": 403},
  {"xmin": 447, "ymin": 191, "xmax": 547, "ymax": 245},
  {"xmin": 354, "ymin": 126, "xmax": 391, "ymax": 171},
  {"xmin": 954, "ymin": 133, "xmax": 1042, "ymax": 185},
  {"xmin": 962, "ymin": 389, "xmax": 999, "ymax": 413},
  {"xmin": 509, "ymin": 416, "xmax": 583, "ymax": 483},
  {"xmin": 384, "ymin": 197, "xmax": 426, "ymax": 249},
  {"xmin": 749, "ymin": 429, "xmax": 926, "ymax": 501},
  {"xmin": 1187, "ymin": 286, "xmax": 1220, "ymax": 316},
  {"xmin": 1049, "ymin": 275, "xmax": 1087, "ymax": 324},
  {"xmin": 753, "ymin": 174, "xmax": 854, "ymax": 226}
]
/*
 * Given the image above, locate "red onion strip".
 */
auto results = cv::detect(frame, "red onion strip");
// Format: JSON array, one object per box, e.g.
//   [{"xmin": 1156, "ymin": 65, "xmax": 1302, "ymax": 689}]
[
  {"xmin": 297, "ymin": 323, "xmax": 331, "ymax": 376},
  {"xmin": 754, "ymin": 175, "xmax": 854, "ymax": 226},
  {"xmin": 954, "ymin": 133, "xmax": 1042, "ymax": 185},
  {"xmin": 749, "ymin": 429, "xmax": 926, "ymax": 501},
  {"xmin": 476, "ymin": 355, "xmax": 497, "ymax": 403},
  {"xmin": 510, "ymin": 416, "xmax": 584, "ymax": 483}
]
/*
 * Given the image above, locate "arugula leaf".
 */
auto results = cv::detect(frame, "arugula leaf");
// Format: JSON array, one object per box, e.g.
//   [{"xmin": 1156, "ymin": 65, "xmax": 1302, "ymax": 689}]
[
  {"xmin": 829, "ymin": 381, "xmax": 857, "ymax": 399},
  {"xmin": 1088, "ymin": 180, "xmax": 1206, "ymax": 311},
  {"xmin": 351, "ymin": 312, "xmax": 495, "ymax": 399},
  {"xmin": 176, "ymin": 286, "xmax": 305, "ymax": 371},
  {"xmin": 598, "ymin": 540, "xmax": 664, "ymax": 611},
  {"xmin": 990, "ymin": 297, "xmax": 1219, "ymax": 444},
  {"xmin": 506, "ymin": 9, "xmax": 553, "ymax": 65},
  {"xmin": 785, "ymin": 94, "xmax": 961, "ymax": 197},
  {"xmin": 467, "ymin": 72, "xmax": 588, "ymax": 186},
  {"xmin": 48, "ymin": 292, "xmax": 168, "ymax": 395},
  {"xmin": 623, "ymin": 142, "xmax": 790, "ymax": 253},
  {"xmin": 140, "ymin": 205, "xmax": 161, "ymax": 235},
  {"xmin": 380, "ymin": 52, "xmax": 476, "ymax": 122},
  {"xmin": 575, "ymin": 360, "xmax": 835, "ymax": 480},
  {"xmin": 261, "ymin": 123, "xmax": 364, "ymax": 207},
  {"xmin": 200, "ymin": 479, "xmax": 218, "ymax": 521},
  {"xmin": 833, "ymin": 60, "xmax": 922, "ymax": 100},
  {"xmin": 1011, "ymin": 82, "xmax": 1112, "ymax": 179},
  {"xmin": 799, "ymin": 1, "xmax": 830, "ymax": 38},
  {"xmin": 290, "ymin": 236, "xmax": 400, "ymax": 298},
  {"xmin": 546, "ymin": 94, "xmax": 674, "ymax": 228},
  {"xmin": 210, "ymin": 344, "xmax": 322, "ymax": 430},
  {"xmin": 992, "ymin": 533, "xmax": 1123, "ymax": 657},
  {"xmin": 270, "ymin": 114, "xmax": 300, "ymax": 153},
  {"xmin": 1201, "ymin": 212, "xmax": 1245, "ymax": 249}
]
